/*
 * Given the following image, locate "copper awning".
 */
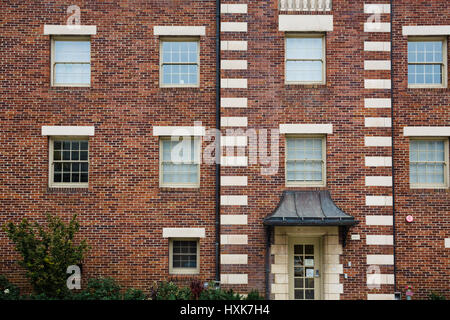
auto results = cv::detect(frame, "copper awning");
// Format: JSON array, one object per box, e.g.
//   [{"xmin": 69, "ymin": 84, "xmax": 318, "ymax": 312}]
[{"xmin": 263, "ymin": 190, "xmax": 357, "ymax": 226}]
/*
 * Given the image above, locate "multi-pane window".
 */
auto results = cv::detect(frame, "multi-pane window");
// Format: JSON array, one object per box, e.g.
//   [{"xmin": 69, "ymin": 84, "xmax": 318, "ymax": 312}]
[
  {"xmin": 52, "ymin": 37, "xmax": 91, "ymax": 86},
  {"xmin": 410, "ymin": 139, "xmax": 448, "ymax": 188},
  {"xmin": 160, "ymin": 137, "xmax": 200, "ymax": 187},
  {"xmin": 286, "ymin": 136, "xmax": 325, "ymax": 186},
  {"xmin": 408, "ymin": 39, "xmax": 447, "ymax": 87},
  {"xmin": 160, "ymin": 39, "xmax": 199, "ymax": 86},
  {"xmin": 169, "ymin": 239, "xmax": 199, "ymax": 274},
  {"xmin": 50, "ymin": 138, "xmax": 89, "ymax": 187},
  {"xmin": 285, "ymin": 35, "xmax": 325, "ymax": 84}
]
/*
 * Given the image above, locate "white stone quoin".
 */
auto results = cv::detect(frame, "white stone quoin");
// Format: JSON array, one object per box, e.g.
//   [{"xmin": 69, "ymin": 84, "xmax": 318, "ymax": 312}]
[
  {"xmin": 364, "ymin": 22, "xmax": 391, "ymax": 33},
  {"xmin": 221, "ymin": 234, "xmax": 248, "ymax": 245},
  {"xmin": 221, "ymin": 41, "xmax": 248, "ymax": 51},
  {"xmin": 363, "ymin": 4, "xmax": 390, "ymax": 14},
  {"xmin": 364, "ymin": 98, "xmax": 392, "ymax": 108},
  {"xmin": 220, "ymin": 195, "xmax": 248, "ymax": 206},
  {"xmin": 221, "ymin": 4, "xmax": 247, "ymax": 14},
  {"xmin": 220, "ymin": 215, "xmax": 248, "ymax": 225},
  {"xmin": 221, "ymin": 22, "xmax": 248, "ymax": 32},
  {"xmin": 365, "ymin": 196, "xmax": 393, "ymax": 206},
  {"xmin": 221, "ymin": 176, "xmax": 248, "ymax": 186},
  {"xmin": 366, "ymin": 216, "xmax": 393, "ymax": 226},
  {"xmin": 364, "ymin": 60, "xmax": 391, "ymax": 70},
  {"xmin": 221, "ymin": 98, "xmax": 248, "ymax": 108},
  {"xmin": 364, "ymin": 41, "xmax": 391, "ymax": 52},
  {"xmin": 366, "ymin": 254, "xmax": 394, "ymax": 265},
  {"xmin": 221, "ymin": 117, "xmax": 248, "ymax": 127},
  {"xmin": 365, "ymin": 156, "xmax": 392, "ymax": 167}
]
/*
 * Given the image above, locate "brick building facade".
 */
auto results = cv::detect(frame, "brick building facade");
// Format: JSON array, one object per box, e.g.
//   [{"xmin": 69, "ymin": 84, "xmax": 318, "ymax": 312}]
[{"xmin": 0, "ymin": 0, "xmax": 448, "ymax": 300}]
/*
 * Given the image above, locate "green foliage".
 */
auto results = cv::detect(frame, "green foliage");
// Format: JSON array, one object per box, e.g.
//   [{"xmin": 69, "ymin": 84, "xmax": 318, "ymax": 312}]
[
  {"xmin": 198, "ymin": 282, "xmax": 242, "ymax": 300},
  {"xmin": 429, "ymin": 292, "xmax": 446, "ymax": 300},
  {"xmin": 122, "ymin": 288, "xmax": 147, "ymax": 300},
  {"xmin": 0, "ymin": 275, "xmax": 21, "ymax": 300},
  {"xmin": 155, "ymin": 281, "xmax": 192, "ymax": 300},
  {"xmin": 3, "ymin": 213, "xmax": 89, "ymax": 298},
  {"xmin": 245, "ymin": 289, "xmax": 264, "ymax": 300},
  {"xmin": 74, "ymin": 277, "xmax": 122, "ymax": 300},
  {"xmin": 150, "ymin": 280, "xmax": 262, "ymax": 300}
]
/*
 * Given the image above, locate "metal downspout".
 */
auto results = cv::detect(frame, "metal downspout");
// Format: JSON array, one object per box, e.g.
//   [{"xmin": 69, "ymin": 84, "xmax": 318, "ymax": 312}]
[{"xmin": 215, "ymin": 0, "xmax": 221, "ymax": 284}]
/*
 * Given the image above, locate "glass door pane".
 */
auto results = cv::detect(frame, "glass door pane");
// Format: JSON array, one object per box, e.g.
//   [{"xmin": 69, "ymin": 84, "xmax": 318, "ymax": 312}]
[{"xmin": 293, "ymin": 244, "xmax": 316, "ymax": 300}]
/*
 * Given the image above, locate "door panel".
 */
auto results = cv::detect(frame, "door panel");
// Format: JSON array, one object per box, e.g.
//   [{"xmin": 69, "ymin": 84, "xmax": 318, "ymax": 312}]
[{"xmin": 289, "ymin": 238, "xmax": 321, "ymax": 300}]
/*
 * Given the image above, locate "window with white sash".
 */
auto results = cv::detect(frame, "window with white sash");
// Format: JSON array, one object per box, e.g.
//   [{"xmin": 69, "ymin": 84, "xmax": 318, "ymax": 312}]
[
  {"xmin": 410, "ymin": 138, "xmax": 449, "ymax": 188},
  {"xmin": 408, "ymin": 37, "xmax": 447, "ymax": 88},
  {"xmin": 160, "ymin": 137, "xmax": 200, "ymax": 187},
  {"xmin": 51, "ymin": 37, "xmax": 91, "ymax": 86},
  {"xmin": 286, "ymin": 136, "xmax": 326, "ymax": 186},
  {"xmin": 285, "ymin": 35, "xmax": 325, "ymax": 84}
]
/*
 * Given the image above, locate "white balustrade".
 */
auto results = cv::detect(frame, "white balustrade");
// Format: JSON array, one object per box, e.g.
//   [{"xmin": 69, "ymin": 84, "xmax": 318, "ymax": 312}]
[{"xmin": 279, "ymin": 0, "xmax": 332, "ymax": 11}]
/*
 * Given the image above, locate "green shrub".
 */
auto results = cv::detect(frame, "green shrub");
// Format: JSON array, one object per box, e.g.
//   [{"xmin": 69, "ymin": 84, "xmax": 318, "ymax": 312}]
[
  {"xmin": 0, "ymin": 275, "xmax": 21, "ymax": 300},
  {"xmin": 3, "ymin": 213, "xmax": 89, "ymax": 298},
  {"xmin": 123, "ymin": 288, "xmax": 147, "ymax": 300},
  {"xmin": 199, "ymin": 282, "xmax": 242, "ymax": 300},
  {"xmin": 77, "ymin": 277, "xmax": 122, "ymax": 300},
  {"xmin": 21, "ymin": 292, "xmax": 59, "ymax": 300},
  {"xmin": 154, "ymin": 281, "xmax": 191, "ymax": 300},
  {"xmin": 429, "ymin": 292, "xmax": 446, "ymax": 300},
  {"xmin": 245, "ymin": 289, "xmax": 264, "ymax": 300}
]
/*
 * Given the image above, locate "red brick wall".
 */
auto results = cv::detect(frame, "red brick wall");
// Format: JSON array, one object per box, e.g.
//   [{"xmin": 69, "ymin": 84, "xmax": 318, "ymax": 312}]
[
  {"xmin": 392, "ymin": 0, "xmax": 450, "ymax": 300},
  {"xmin": 0, "ymin": 0, "xmax": 448, "ymax": 300},
  {"xmin": 0, "ymin": 0, "xmax": 217, "ymax": 292}
]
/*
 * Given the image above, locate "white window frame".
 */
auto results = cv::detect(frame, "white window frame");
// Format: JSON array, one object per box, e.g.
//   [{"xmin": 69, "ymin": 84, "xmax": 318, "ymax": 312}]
[
  {"xmin": 285, "ymin": 33, "xmax": 326, "ymax": 85},
  {"xmin": 159, "ymin": 136, "xmax": 201, "ymax": 188},
  {"xmin": 407, "ymin": 36, "xmax": 448, "ymax": 89},
  {"xmin": 48, "ymin": 136, "xmax": 89, "ymax": 188},
  {"xmin": 51, "ymin": 36, "xmax": 91, "ymax": 87},
  {"xmin": 285, "ymin": 135, "xmax": 327, "ymax": 187},
  {"xmin": 409, "ymin": 137, "xmax": 449, "ymax": 189},
  {"xmin": 159, "ymin": 37, "xmax": 200, "ymax": 88},
  {"xmin": 169, "ymin": 238, "xmax": 200, "ymax": 275}
]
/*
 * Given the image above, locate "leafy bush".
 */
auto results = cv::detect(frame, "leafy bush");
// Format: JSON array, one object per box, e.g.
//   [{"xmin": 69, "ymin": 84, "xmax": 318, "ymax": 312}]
[
  {"xmin": 199, "ymin": 282, "xmax": 242, "ymax": 300},
  {"xmin": 67, "ymin": 277, "xmax": 147, "ymax": 300},
  {"xmin": 154, "ymin": 281, "xmax": 191, "ymax": 300},
  {"xmin": 0, "ymin": 275, "xmax": 21, "ymax": 300},
  {"xmin": 429, "ymin": 292, "xmax": 446, "ymax": 300},
  {"xmin": 3, "ymin": 213, "xmax": 89, "ymax": 298},
  {"xmin": 245, "ymin": 289, "xmax": 264, "ymax": 300},
  {"xmin": 73, "ymin": 277, "xmax": 122, "ymax": 300},
  {"xmin": 122, "ymin": 288, "xmax": 147, "ymax": 300},
  {"xmin": 150, "ymin": 280, "xmax": 263, "ymax": 300}
]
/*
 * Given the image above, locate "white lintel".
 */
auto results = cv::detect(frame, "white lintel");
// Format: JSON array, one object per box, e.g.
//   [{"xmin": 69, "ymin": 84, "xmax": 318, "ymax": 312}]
[
  {"xmin": 152, "ymin": 126, "xmax": 205, "ymax": 136},
  {"xmin": 279, "ymin": 124, "xmax": 333, "ymax": 134},
  {"xmin": 162, "ymin": 228, "xmax": 205, "ymax": 238},
  {"xmin": 403, "ymin": 127, "xmax": 450, "ymax": 137},
  {"xmin": 403, "ymin": 25, "xmax": 450, "ymax": 36},
  {"xmin": 279, "ymin": 15, "xmax": 333, "ymax": 32},
  {"xmin": 44, "ymin": 25, "xmax": 97, "ymax": 35},
  {"xmin": 153, "ymin": 26, "xmax": 205, "ymax": 36},
  {"xmin": 41, "ymin": 126, "xmax": 95, "ymax": 136}
]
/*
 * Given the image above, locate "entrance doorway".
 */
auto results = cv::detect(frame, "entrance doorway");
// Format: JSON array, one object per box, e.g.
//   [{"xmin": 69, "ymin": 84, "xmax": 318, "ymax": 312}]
[{"xmin": 289, "ymin": 237, "xmax": 322, "ymax": 300}]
